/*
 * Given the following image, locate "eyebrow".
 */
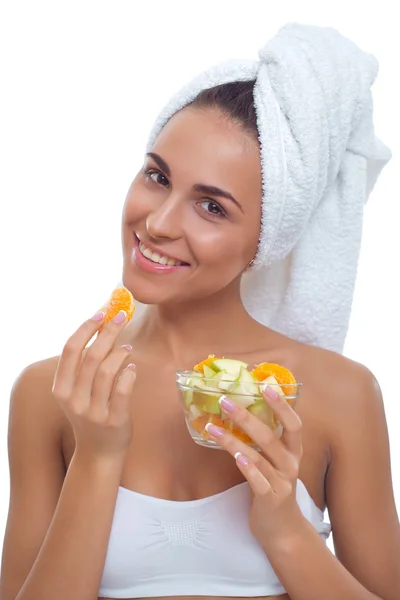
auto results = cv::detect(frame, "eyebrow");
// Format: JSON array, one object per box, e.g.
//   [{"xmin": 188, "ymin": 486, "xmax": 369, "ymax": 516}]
[{"xmin": 146, "ymin": 152, "xmax": 244, "ymax": 213}]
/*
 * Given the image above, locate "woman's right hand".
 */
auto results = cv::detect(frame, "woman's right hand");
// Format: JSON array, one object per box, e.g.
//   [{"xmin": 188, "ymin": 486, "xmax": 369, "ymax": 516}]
[{"xmin": 52, "ymin": 309, "xmax": 136, "ymax": 462}]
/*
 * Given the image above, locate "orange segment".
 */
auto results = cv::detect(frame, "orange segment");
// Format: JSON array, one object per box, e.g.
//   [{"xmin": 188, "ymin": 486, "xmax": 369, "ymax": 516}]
[
  {"xmin": 192, "ymin": 414, "xmax": 225, "ymax": 439},
  {"xmin": 191, "ymin": 415, "xmax": 254, "ymax": 445},
  {"xmin": 100, "ymin": 287, "xmax": 135, "ymax": 329},
  {"xmin": 192, "ymin": 415, "xmax": 210, "ymax": 433},
  {"xmin": 230, "ymin": 425, "xmax": 254, "ymax": 445},
  {"xmin": 193, "ymin": 355, "xmax": 221, "ymax": 373},
  {"xmin": 250, "ymin": 362, "xmax": 296, "ymax": 396}
]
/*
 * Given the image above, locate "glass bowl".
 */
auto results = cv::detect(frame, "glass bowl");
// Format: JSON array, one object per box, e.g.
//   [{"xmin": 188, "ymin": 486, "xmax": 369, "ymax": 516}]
[{"xmin": 176, "ymin": 370, "xmax": 302, "ymax": 450}]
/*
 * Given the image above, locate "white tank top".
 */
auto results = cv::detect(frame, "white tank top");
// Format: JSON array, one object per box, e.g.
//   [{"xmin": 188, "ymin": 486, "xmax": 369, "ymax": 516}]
[{"xmin": 99, "ymin": 480, "xmax": 331, "ymax": 598}]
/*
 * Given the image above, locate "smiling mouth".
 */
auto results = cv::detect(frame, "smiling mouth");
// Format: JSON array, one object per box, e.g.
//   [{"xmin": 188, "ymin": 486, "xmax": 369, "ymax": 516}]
[{"xmin": 136, "ymin": 237, "xmax": 189, "ymax": 267}]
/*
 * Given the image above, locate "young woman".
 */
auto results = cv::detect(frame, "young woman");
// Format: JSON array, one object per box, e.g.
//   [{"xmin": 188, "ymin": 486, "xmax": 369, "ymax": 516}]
[{"xmin": 1, "ymin": 23, "xmax": 399, "ymax": 600}]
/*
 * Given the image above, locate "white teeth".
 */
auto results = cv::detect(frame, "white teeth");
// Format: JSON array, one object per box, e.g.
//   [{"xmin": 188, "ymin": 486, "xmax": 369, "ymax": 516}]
[
  {"xmin": 142, "ymin": 248, "xmax": 154, "ymax": 260},
  {"xmin": 138, "ymin": 241, "xmax": 183, "ymax": 266}
]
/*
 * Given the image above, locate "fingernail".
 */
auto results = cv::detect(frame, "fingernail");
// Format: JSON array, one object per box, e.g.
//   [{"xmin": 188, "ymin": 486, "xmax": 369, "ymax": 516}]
[
  {"xmin": 234, "ymin": 452, "xmax": 249, "ymax": 467},
  {"xmin": 218, "ymin": 395, "xmax": 237, "ymax": 412},
  {"xmin": 205, "ymin": 422, "xmax": 224, "ymax": 437},
  {"xmin": 126, "ymin": 363, "xmax": 136, "ymax": 370},
  {"xmin": 92, "ymin": 310, "xmax": 106, "ymax": 321},
  {"xmin": 121, "ymin": 344, "xmax": 133, "ymax": 351},
  {"xmin": 113, "ymin": 310, "xmax": 127, "ymax": 324},
  {"xmin": 262, "ymin": 384, "xmax": 280, "ymax": 401}
]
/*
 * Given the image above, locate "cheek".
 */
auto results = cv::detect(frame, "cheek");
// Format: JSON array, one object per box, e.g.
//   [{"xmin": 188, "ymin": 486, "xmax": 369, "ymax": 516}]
[
  {"xmin": 122, "ymin": 178, "xmax": 149, "ymax": 224},
  {"xmin": 189, "ymin": 224, "xmax": 249, "ymax": 271}
]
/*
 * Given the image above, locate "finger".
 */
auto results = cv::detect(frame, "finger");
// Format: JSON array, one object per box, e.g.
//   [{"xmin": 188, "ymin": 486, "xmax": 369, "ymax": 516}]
[
  {"xmin": 204, "ymin": 422, "xmax": 280, "ymax": 490},
  {"xmin": 234, "ymin": 452, "xmax": 273, "ymax": 497},
  {"xmin": 75, "ymin": 310, "xmax": 129, "ymax": 401},
  {"xmin": 219, "ymin": 395, "xmax": 297, "ymax": 473},
  {"xmin": 52, "ymin": 310, "xmax": 106, "ymax": 402},
  {"xmin": 109, "ymin": 363, "xmax": 137, "ymax": 424},
  {"xmin": 262, "ymin": 385, "xmax": 303, "ymax": 455},
  {"xmin": 89, "ymin": 344, "xmax": 133, "ymax": 414}
]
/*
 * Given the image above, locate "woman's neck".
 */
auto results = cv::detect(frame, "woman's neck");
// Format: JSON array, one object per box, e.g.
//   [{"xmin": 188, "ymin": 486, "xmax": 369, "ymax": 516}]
[{"xmin": 130, "ymin": 288, "xmax": 267, "ymax": 365}]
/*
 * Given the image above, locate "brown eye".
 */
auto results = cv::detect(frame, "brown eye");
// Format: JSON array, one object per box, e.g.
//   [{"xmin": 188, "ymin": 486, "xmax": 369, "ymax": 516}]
[
  {"xmin": 145, "ymin": 169, "xmax": 169, "ymax": 187},
  {"xmin": 198, "ymin": 200, "xmax": 226, "ymax": 219}
]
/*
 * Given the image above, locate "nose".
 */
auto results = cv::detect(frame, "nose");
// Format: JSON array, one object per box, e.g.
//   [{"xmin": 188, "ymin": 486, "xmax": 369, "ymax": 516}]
[{"xmin": 146, "ymin": 194, "xmax": 184, "ymax": 241}]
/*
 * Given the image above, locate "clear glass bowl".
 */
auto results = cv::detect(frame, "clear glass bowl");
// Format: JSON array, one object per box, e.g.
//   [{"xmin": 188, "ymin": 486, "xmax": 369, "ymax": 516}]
[{"xmin": 176, "ymin": 370, "xmax": 302, "ymax": 450}]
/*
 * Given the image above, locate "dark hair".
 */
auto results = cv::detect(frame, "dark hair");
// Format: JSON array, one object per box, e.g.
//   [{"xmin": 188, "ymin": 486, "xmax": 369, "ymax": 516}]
[{"xmin": 189, "ymin": 80, "xmax": 258, "ymax": 139}]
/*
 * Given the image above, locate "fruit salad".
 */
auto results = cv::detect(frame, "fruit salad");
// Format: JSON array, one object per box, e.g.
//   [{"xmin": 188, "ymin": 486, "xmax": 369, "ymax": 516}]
[{"xmin": 176, "ymin": 356, "xmax": 300, "ymax": 449}]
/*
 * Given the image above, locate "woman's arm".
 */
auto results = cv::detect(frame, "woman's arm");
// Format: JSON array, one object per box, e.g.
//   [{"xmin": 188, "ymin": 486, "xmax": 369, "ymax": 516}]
[
  {"xmin": 261, "ymin": 360, "xmax": 400, "ymax": 600},
  {"xmin": 0, "ymin": 360, "xmax": 124, "ymax": 600}
]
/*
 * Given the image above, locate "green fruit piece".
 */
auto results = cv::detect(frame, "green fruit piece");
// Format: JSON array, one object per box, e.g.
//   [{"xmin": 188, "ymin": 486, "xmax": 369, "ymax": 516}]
[
  {"xmin": 184, "ymin": 389, "xmax": 194, "ymax": 408},
  {"xmin": 208, "ymin": 371, "xmax": 224, "ymax": 387},
  {"xmin": 202, "ymin": 395, "xmax": 221, "ymax": 415},
  {"xmin": 262, "ymin": 375, "xmax": 285, "ymax": 397},
  {"xmin": 206, "ymin": 370, "xmax": 237, "ymax": 392},
  {"xmin": 193, "ymin": 391, "xmax": 221, "ymax": 415},
  {"xmin": 203, "ymin": 365, "xmax": 216, "ymax": 379},
  {"xmin": 189, "ymin": 403, "xmax": 203, "ymax": 420},
  {"xmin": 217, "ymin": 372, "xmax": 238, "ymax": 392},
  {"xmin": 247, "ymin": 400, "xmax": 275, "ymax": 428},
  {"xmin": 229, "ymin": 383, "xmax": 256, "ymax": 408},
  {"xmin": 191, "ymin": 378, "xmax": 215, "ymax": 391},
  {"xmin": 210, "ymin": 358, "xmax": 248, "ymax": 377},
  {"xmin": 238, "ymin": 366, "xmax": 259, "ymax": 395}
]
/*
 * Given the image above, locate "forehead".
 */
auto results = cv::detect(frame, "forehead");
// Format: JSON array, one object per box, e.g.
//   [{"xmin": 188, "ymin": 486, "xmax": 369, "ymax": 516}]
[{"xmin": 150, "ymin": 107, "xmax": 262, "ymax": 201}]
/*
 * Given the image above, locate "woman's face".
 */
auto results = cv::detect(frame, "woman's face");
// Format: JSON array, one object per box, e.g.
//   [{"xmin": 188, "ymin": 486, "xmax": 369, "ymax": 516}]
[{"xmin": 121, "ymin": 106, "xmax": 262, "ymax": 306}]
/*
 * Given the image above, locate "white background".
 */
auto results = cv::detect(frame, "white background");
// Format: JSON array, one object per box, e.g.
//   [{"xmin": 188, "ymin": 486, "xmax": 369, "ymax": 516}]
[{"xmin": 1, "ymin": 0, "xmax": 399, "ymax": 558}]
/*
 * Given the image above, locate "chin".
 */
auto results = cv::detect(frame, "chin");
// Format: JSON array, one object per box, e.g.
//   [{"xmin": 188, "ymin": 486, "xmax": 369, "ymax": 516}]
[{"xmin": 120, "ymin": 269, "xmax": 178, "ymax": 306}]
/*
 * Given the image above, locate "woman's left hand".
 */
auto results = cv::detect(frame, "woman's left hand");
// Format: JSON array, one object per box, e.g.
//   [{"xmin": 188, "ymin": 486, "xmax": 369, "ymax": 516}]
[{"xmin": 205, "ymin": 385, "xmax": 306, "ymax": 545}]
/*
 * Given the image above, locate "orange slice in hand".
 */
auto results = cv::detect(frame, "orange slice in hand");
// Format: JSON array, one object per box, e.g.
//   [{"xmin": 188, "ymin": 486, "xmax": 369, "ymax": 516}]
[
  {"xmin": 250, "ymin": 363, "xmax": 297, "ymax": 396},
  {"xmin": 100, "ymin": 287, "xmax": 135, "ymax": 329}
]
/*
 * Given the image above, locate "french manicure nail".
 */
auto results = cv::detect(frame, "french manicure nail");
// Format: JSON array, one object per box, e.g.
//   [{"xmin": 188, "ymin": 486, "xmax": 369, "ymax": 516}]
[
  {"xmin": 262, "ymin": 384, "xmax": 280, "ymax": 401},
  {"xmin": 126, "ymin": 363, "xmax": 136, "ymax": 370},
  {"xmin": 113, "ymin": 310, "xmax": 127, "ymax": 324},
  {"xmin": 234, "ymin": 452, "xmax": 249, "ymax": 467},
  {"xmin": 92, "ymin": 310, "xmax": 106, "ymax": 321},
  {"xmin": 205, "ymin": 422, "xmax": 224, "ymax": 437},
  {"xmin": 218, "ymin": 395, "xmax": 237, "ymax": 412},
  {"xmin": 121, "ymin": 344, "xmax": 133, "ymax": 351}
]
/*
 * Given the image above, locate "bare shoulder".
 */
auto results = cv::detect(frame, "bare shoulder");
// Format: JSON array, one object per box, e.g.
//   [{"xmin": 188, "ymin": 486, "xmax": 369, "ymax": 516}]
[
  {"xmin": 11, "ymin": 355, "xmax": 67, "ymax": 435},
  {"xmin": 297, "ymin": 342, "xmax": 379, "ymax": 395},
  {"xmin": 292, "ymin": 341, "xmax": 384, "ymax": 447}
]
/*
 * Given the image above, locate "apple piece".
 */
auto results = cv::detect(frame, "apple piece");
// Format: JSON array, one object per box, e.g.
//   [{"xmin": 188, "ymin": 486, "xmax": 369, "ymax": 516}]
[
  {"xmin": 200, "ymin": 394, "xmax": 221, "ymax": 415},
  {"xmin": 206, "ymin": 371, "xmax": 226, "ymax": 391},
  {"xmin": 229, "ymin": 383, "xmax": 256, "ymax": 408},
  {"xmin": 247, "ymin": 400, "xmax": 275, "ymax": 428},
  {"xmin": 262, "ymin": 375, "xmax": 285, "ymax": 396},
  {"xmin": 192, "ymin": 391, "xmax": 221, "ymax": 415},
  {"xmin": 203, "ymin": 365, "xmax": 216, "ymax": 379},
  {"xmin": 210, "ymin": 358, "xmax": 248, "ymax": 377},
  {"xmin": 238, "ymin": 366, "xmax": 259, "ymax": 395},
  {"xmin": 184, "ymin": 389, "xmax": 194, "ymax": 408},
  {"xmin": 191, "ymin": 378, "xmax": 216, "ymax": 392},
  {"xmin": 217, "ymin": 372, "xmax": 238, "ymax": 392},
  {"xmin": 189, "ymin": 403, "xmax": 203, "ymax": 420}
]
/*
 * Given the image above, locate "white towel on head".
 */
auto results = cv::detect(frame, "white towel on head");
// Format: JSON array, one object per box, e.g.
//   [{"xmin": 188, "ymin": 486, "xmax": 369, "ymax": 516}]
[{"xmin": 145, "ymin": 23, "xmax": 391, "ymax": 353}]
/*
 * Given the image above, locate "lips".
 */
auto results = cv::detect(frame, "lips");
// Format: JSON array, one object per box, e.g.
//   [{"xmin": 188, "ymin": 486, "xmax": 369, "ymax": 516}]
[
  {"xmin": 132, "ymin": 234, "xmax": 190, "ymax": 274},
  {"xmin": 135, "ymin": 234, "xmax": 190, "ymax": 266}
]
